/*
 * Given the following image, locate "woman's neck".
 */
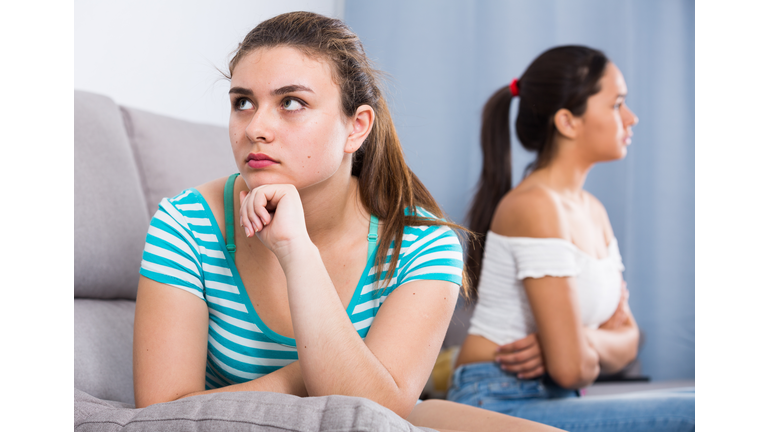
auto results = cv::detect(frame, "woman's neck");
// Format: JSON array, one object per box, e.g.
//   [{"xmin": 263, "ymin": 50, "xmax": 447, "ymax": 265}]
[
  {"xmin": 530, "ymin": 150, "xmax": 594, "ymax": 202},
  {"xmin": 299, "ymin": 173, "xmax": 368, "ymax": 247}
]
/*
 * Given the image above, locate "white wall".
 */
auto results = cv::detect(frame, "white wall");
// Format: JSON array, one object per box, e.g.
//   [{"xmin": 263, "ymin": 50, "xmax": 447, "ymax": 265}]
[{"xmin": 75, "ymin": 0, "xmax": 345, "ymax": 126}]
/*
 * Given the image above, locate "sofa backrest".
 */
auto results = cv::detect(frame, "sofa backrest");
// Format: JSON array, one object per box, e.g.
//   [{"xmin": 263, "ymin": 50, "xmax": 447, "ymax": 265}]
[
  {"xmin": 75, "ymin": 91, "xmax": 150, "ymax": 301},
  {"xmin": 121, "ymin": 104, "xmax": 238, "ymax": 219},
  {"xmin": 74, "ymin": 90, "xmax": 237, "ymax": 301},
  {"xmin": 74, "ymin": 90, "xmax": 235, "ymax": 404}
]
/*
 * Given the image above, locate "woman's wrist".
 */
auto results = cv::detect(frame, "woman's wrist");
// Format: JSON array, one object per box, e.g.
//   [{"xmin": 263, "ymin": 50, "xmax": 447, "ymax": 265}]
[{"xmin": 273, "ymin": 236, "xmax": 319, "ymax": 269}]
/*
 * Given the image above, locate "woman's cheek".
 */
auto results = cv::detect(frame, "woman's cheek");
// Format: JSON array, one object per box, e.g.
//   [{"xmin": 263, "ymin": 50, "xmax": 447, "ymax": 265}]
[
  {"xmin": 614, "ymin": 113, "xmax": 624, "ymax": 135},
  {"xmin": 230, "ymin": 120, "xmax": 246, "ymax": 146}
]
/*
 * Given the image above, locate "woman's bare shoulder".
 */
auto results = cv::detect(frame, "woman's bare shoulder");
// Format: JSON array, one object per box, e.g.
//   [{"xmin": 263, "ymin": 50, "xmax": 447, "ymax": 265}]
[
  {"xmin": 195, "ymin": 177, "xmax": 228, "ymax": 199},
  {"xmin": 194, "ymin": 176, "xmax": 230, "ymax": 218},
  {"xmin": 490, "ymin": 184, "xmax": 568, "ymax": 239}
]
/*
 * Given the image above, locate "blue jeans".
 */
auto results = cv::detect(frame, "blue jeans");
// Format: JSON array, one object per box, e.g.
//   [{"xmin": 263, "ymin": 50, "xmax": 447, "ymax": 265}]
[{"xmin": 447, "ymin": 362, "xmax": 694, "ymax": 432}]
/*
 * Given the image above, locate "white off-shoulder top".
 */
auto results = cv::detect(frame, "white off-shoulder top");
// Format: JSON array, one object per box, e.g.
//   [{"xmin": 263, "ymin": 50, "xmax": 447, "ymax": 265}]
[{"xmin": 467, "ymin": 231, "xmax": 625, "ymax": 345}]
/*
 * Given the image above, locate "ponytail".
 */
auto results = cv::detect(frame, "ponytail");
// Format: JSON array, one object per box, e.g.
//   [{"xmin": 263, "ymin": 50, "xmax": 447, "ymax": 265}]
[{"xmin": 465, "ymin": 86, "xmax": 514, "ymax": 297}]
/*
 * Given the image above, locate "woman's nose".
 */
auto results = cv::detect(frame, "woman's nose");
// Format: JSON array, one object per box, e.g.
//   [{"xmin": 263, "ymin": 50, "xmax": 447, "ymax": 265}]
[
  {"xmin": 624, "ymin": 105, "xmax": 639, "ymax": 127},
  {"xmin": 245, "ymin": 110, "xmax": 275, "ymax": 143}
]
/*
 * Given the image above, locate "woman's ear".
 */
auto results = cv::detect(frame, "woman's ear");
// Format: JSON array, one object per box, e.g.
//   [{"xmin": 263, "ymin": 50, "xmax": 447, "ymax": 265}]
[
  {"xmin": 344, "ymin": 105, "xmax": 375, "ymax": 154},
  {"xmin": 553, "ymin": 108, "xmax": 580, "ymax": 140}
]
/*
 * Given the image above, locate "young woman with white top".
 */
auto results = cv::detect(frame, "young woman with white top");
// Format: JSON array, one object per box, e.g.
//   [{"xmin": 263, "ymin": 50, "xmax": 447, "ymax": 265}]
[{"xmin": 448, "ymin": 45, "xmax": 694, "ymax": 431}]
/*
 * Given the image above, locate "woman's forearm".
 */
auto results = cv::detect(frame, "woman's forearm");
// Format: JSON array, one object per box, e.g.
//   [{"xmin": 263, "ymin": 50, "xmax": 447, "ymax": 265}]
[
  {"xmin": 543, "ymin": 332, "xmax": 601, "ymax": 389},
  {"xmin": 180, "ymin": 360, "xmax": 308, "ymax": 401},
  {"xmin": 277, "ymin": 240, "xmax": 410, "ymax": 414}
]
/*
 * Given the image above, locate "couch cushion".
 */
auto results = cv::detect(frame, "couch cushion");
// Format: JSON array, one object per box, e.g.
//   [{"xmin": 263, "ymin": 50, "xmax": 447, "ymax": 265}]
[
  {"xmin": 75, "ymin": 299, "xmax": 136, "ymax": 405},
  {"xmin": 120, "ymin": 106, "xmax": 237, "ymax": 217},
  {"xmin": 75, "ymin": 388, "xmax": 436, "ymax": 432},
  {"xmin": 75, "ymin": 388, "xmax": 133, "ymax": 426},
  {"xmin": 75, "ymin": 91, "xmax": 149, "ymax": 300}
]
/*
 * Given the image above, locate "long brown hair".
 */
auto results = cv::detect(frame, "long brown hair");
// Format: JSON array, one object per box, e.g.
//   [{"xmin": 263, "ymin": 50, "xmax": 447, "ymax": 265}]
[
  {"xmin": 466, "ymin": 45, "xmax": 608, "ymax": 297},
  {"xmin": 228, "ymin": 11, "xmax": 469, "ymax": 295}
]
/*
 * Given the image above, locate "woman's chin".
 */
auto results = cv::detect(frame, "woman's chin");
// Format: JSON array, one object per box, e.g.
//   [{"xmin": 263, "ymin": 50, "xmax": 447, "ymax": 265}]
[
  {"xmin": 597, "ymin": 148, "xmax": 627, "ymax": 164},
  {"xmin": 612, "ymin": 144, "xmax": 629, "ymax": 160},
  {"xmin": 241, "ymin": 171, "xmax": 289, "ymax": 189}
]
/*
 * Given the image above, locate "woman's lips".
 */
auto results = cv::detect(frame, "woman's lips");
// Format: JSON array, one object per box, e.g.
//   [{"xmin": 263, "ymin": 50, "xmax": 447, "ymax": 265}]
[
  {"xmin": 248, "ymin": 159, "xmax": 277, "ymax": 168},
  {"xmin": 246, "ymin": 153, "xmax": 277, "ymax": 169},
  {"xmin": 623, "ymin": 132, "xmax": 633, "ymax": 145}
]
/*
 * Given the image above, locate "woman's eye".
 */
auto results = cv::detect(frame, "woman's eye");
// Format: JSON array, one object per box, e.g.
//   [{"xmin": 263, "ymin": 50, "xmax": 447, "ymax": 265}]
[
  {"xmin": 236, "ymin": 98, "xmax": 253, "ymax": 110},
  {"xmin": 281, "ymin": 98, "xmax": 303, "ymax": 111}
]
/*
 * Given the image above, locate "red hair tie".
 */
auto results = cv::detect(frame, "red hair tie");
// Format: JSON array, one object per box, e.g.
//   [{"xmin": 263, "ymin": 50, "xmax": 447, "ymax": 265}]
[{"xmin": 509, "ymin": 78, "xmax": 519, "ymax": 97}]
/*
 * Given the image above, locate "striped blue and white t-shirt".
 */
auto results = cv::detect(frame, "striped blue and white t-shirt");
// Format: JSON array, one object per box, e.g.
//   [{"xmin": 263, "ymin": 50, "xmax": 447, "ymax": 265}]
[{"xmin": 139, "ymin": 188, "xmax": 464, "ymax": 390}]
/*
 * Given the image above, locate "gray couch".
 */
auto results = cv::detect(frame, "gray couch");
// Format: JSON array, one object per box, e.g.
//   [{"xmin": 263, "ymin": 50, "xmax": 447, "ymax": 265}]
[{"xmin": 74, "ymin": 90, "xmax": 435, "ymax": 431}]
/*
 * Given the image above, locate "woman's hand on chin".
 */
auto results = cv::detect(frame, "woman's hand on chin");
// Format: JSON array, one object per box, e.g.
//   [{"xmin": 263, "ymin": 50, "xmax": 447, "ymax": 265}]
[{"xmin": 239, "ymin": 184, "xmax": 312, "ymax": 259}]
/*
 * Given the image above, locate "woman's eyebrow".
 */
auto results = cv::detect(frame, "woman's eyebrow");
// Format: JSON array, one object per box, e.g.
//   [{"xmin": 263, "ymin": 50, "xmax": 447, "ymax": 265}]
[
  {"xmin": 228, "ymin": 85, "xmax": 314, "ymax": 97},
  {"xmin": 272, "ymin": 84, "xmax": 313, "ymax": 96},
  {"xmin": 229, "ymin": 87, "xmax": 253, "ymax": 96}
]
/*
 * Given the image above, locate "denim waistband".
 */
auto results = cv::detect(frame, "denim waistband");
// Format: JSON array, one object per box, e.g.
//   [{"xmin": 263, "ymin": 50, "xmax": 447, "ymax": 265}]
[
  {"xmin": 452, "ymin": 362, "xmax": 579, "ymax": 399},
  {"xmin": 452, "ymin": 362, "xmax": 509, "ymax": 385}
]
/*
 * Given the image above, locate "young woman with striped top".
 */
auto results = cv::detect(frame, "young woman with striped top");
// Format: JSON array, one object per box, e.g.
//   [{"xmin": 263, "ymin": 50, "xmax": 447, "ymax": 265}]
[{"xmin": 132, "ymin": 11, "xmax": 557, "ymax": 432}]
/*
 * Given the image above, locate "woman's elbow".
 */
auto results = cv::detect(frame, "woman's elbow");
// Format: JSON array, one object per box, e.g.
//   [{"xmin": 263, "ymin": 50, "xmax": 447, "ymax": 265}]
[
  {"xmin": 306, "ymin": 384, "xmax": 416, "ymax": 418},
  {"xmin": 548, "ymin": 355, "xmax": 600, "ymax": 389},
  {"xmin": 549, "ymin": 370, "xmax": 594, "ymax": 390},
  {"xmin": 134, "ymin": 387, "xmax": 201, "ymax": 409},
  {"xmin": 628, "ymin": 328, "xmax": 640, "ymax": 360},
  {"xmin": 133, "ymin": 387, "xmax": 162, "ymax": 409},
  {"xmin": 605, "ymin": 331, "xmax": 640, "ymax": 374},
  {"xmin": 348, "ymin": 396, "xmax": 415, "ymax": 419},
  {"xmin": 366, "ymin": 385, "xmax": 421, "ymax": 418},
  {"xmin": 389, "ymin": 399, "xmax": 417, "ymax": 419},
  {"xmin": 134, "ymin": 394, "xmax": 166, "ymax": 409},
  {"xmin": 624, "ymin": 336, "xmax": 639, "ymax": 366}
]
